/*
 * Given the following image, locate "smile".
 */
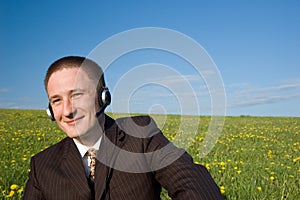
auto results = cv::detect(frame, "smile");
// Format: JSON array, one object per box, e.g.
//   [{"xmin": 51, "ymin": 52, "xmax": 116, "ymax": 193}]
[{"xmin": 64, "ymin": 116, "xmax": 84, "ymax": 125}]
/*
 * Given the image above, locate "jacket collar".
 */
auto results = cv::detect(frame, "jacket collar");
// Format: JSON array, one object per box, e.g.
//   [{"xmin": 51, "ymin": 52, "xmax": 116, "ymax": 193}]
[
  {"xmin": 60, "ymin": 137, "xmax": 93, "ymax": 199},
  {"xmin": 94, "ymin": 115, "xmax": 126, "ymax": 200}
]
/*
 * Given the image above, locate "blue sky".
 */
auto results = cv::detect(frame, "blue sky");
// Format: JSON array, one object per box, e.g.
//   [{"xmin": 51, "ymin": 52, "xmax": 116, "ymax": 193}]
[{"xmin": 0, "ymin": 0, "xmax": 299, "ymax": 117}]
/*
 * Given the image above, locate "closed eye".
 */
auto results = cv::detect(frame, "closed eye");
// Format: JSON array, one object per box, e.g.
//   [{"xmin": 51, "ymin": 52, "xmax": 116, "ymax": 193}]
[
  {"xmin": 51, "ymin": 98, "xmax": 61, "ymax": 105},
  {"xmin": 71, "ymin": 92, "xmax": 83, "ymax": 99}
]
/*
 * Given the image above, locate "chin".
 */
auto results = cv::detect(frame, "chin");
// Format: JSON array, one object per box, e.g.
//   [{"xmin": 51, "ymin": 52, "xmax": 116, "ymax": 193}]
[
  {"xmin": 66, "ymin": 132, "xmax": 82, "ymax": 138},
  {"xmin": 63, "ymin": 127, "xmax": 86, "ymax": 138}
]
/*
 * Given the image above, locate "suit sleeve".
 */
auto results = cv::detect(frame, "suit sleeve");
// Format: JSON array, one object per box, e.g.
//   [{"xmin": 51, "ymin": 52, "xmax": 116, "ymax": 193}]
[
  {"xmin": 23, "ymin": 157, "xmax": 45, "ymax": 200},
  {"xmin": 155, "ymin": 150, "xmax": 223, "ymax": 200},
  {"xmin": 140, "ymin": 119, "xmax": 223, "ymax": 199}
]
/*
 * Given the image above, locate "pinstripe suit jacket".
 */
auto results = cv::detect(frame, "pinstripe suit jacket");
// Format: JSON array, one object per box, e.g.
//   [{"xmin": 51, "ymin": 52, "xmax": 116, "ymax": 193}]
[{"xmin": 23, "ymin": 115, "xmax": 223, "ymax": 200}]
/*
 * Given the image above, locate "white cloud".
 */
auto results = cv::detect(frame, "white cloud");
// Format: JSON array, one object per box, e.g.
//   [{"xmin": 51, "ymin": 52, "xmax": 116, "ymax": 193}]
[
  {"xmin": 0, "ymin": 88, "xmax": 10, "ymax": 93},
  {"xmin": 227, "ymin": 79, "xmax": 300, "ymax": 108},
  {"xmin": 111, "ymin": 73, "xmax": 218, "ymax": 115},
  {"xmin": 0, "ymin": 102, "xmax": 17, "ymax": 108}
]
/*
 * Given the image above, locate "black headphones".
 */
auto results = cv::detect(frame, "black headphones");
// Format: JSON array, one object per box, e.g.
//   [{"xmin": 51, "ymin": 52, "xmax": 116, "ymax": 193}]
[{"xmin": 46, "ymin": 87, "xmax": 111, "ymax": 121}]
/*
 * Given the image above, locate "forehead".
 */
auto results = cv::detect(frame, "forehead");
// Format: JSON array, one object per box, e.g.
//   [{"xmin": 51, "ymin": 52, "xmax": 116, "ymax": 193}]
[{"xmin": 47, "ymin": 68, "xmax": 96, "ymax": 95}]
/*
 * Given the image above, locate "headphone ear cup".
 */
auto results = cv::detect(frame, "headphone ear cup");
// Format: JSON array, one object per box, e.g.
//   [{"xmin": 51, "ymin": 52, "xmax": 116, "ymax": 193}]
[
  {"xmin": 46, "ymin": 103, "xmax": 55, "ymax": 121},
  {"xmin": 98, "ymin": 88, "xmax": 111, "ymax": 108}
]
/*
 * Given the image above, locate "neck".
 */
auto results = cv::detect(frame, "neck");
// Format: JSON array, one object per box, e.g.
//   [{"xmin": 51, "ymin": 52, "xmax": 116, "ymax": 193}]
[
  {"xmin": 75, "ymin": 114, "xmax": 105, "ymax": 147},
  {"xmin": 74, "ymin": 133, "xmax": 101, "ymax": 147}
]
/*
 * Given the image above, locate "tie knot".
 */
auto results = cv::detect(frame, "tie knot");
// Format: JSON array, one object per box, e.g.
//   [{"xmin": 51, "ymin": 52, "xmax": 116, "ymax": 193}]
[{"xmin": 87, "ymin": 148, "xmax": 97, "ymax": 158}]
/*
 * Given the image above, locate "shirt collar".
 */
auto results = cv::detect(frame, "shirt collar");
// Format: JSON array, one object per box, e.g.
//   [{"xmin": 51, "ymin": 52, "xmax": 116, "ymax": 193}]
[{"xmin": 73, "ymin": 136, "xmax": 102, "ymax": 158}]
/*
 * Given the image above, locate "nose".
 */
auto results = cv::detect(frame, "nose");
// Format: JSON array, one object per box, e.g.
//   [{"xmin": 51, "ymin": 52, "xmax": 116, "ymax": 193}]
[{"xmin": 63, "ymin": 99, "xmax": 75, "ymax": 118}]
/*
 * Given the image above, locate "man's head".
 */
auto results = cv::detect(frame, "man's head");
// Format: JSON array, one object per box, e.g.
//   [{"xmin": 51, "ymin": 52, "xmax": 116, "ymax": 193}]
[
  {"xmin": 44, "ymin": 56, "xmax": 106, "ymax": 93},
  {"xmin": 45, "ymin": 56, "xmax": 108, "ymax": 144}
]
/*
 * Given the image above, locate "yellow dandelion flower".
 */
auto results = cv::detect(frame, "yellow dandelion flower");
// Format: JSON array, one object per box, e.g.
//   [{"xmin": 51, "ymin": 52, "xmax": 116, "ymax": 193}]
[
  {"xmin": 257, "ymin": 186, "xmax": 262, "ymax": 191},
  {"xmin": 237, "ymin": 170, "xmax": 242, "ymax": 174},
  {"xmin": 17, "ymin": 188, "xmax": 23, "ymax": 194},
  {"xmin": 293, "ymin": 157, "xmax": 300, "ymax": 163},
  {"xmin": 205, "ymin": 163, "xmax": 210, "ymax": 170},
  {"xmin": 10, "ymin": 184, "xmax": 19, "ymax": 190},
  {"xmin": 220, "ymin": 186, "xmax": 225, "ymax": 194},
  {"xmin": 5, "ymin": 190, "xmax": 15, "ymax": 198},
  {"xmin": 270, "ymin": 176, "xmax": 275, "ymax": 181}
]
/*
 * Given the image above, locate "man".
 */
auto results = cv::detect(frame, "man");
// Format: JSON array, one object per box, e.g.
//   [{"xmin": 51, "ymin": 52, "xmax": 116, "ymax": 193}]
[{"xmin": 23, "ymin": 56, "xmax": 223, "ymax": 200}]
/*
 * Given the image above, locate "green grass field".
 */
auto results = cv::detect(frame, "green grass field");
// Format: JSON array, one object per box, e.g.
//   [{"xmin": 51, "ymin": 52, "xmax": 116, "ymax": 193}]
[{"xmin": 1, "ymin": 109, "xmax": 299, "ymax": 199}]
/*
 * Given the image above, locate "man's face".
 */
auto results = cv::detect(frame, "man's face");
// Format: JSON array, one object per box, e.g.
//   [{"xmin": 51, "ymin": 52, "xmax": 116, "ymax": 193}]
[{"xmin": 47, "ymin": 67, "xmax": 100, "ymax": 140}]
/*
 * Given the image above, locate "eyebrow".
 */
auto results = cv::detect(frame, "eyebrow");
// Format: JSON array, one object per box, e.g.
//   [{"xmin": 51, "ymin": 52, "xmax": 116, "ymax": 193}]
[
  {"xmin": 70, "ymin": 89, "xmax": 86, "ymax": 93},
  {"xmin": 49, "ymin": 89, "xmax": 87, "ymax": 101}
]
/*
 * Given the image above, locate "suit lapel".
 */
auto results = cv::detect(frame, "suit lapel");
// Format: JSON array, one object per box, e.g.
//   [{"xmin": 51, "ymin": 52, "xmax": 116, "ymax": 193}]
[
  {"xmin": 94, "ymin": 159, "xmax": 109, "ymax": 200},
  {"xmin": 60, "ymin": 138, "xmax": 92, "ymax": 199},
  {"xmin": 95, "ymin": 115, "xmax": 126, "ymax": 200}
]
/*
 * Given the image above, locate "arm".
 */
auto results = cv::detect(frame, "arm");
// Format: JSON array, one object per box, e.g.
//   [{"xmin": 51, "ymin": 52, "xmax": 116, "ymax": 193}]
[
  {"xmin": 141, "ymin": 121, "xmax": 222, "ymax": 199},
  {"xmin": 23, "ymin": 157, "xmax": 45, "ymax": 200},
  {"xmin": 118, "ymin": 115, "xmax": 223, "ymax": 199},
  {"xmin": 155, "ymin": 151, "xmax": 223, "ymax": 200}
]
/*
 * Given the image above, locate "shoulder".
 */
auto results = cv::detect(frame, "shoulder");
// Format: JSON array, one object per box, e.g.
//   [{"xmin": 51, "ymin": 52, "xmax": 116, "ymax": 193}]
[
  {"xmin": 116, "ymin": 115, "xmax": 154, "ymax": 126},
  {"xmin": 114, "ymin": 115, "xmax": 172, "ymax": 152},
  {"xmin": 115, "ymin": 115, "xmax": 160, "ymax": 138},
  {"xmin": 32, "ymin": 137, "xmax": 72, "ymax": 162}
]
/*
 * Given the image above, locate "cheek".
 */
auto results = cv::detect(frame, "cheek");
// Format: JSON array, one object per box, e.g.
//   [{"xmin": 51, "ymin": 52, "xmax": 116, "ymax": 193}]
[
  {"xmin": 76, "ymin": 99, "xmax": 97, "ymax": 112},
  {"xmin": 52, "ymin": 106, "xmax": 62, "ymax": 120}
]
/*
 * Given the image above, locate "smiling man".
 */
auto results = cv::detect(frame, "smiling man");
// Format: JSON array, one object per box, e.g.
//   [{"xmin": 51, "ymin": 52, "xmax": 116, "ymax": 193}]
[
  {"xmin": 46, "ymin": 65, "xmax": 103, "ymax": 146},
  {"xmin": 23, "ymin": 56, "xmax": 223, "ymax": 200}
]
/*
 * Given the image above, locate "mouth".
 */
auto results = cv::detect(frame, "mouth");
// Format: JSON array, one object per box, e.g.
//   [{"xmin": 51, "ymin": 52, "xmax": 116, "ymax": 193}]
[{"xmin": 64, "ymin": 116, "xmax": 84, "ymax": 125}]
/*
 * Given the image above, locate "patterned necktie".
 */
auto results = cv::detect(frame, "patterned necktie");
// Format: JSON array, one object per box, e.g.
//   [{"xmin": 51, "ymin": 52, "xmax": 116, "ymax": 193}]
[{"xmin": 87, "ymin": 148, "xmax": 97, "ymax": 182}]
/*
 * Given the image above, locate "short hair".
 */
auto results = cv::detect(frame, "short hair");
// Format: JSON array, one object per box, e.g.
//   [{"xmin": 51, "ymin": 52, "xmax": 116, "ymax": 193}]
[{"xmin": 44, "ymin": 56, "xmax": 106, "ymax": 93}]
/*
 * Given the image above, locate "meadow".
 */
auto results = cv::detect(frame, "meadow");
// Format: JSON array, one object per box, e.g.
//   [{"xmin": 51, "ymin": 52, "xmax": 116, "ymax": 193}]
[{"xmin": 0, "ymin": 109, "xmax": 299, "ymax": 199}]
